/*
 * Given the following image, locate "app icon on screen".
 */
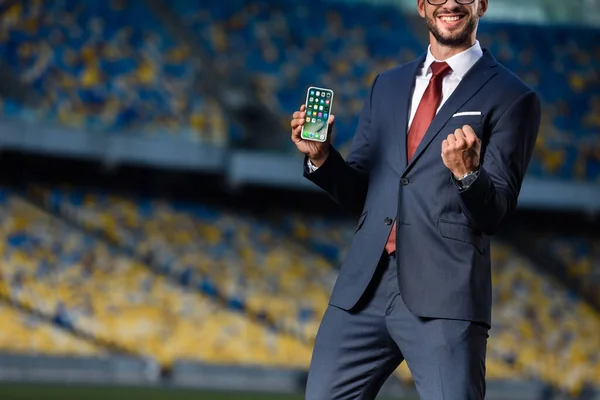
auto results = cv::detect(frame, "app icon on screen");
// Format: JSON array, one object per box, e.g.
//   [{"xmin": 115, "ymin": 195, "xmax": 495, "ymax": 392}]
[
  {"xmin": 326, "ymin": 93, "xmax": 331, "ymax": 98},
  {"xmin": 311, "ymin": 90, "xmax": 315, "ymax": 95},
  {"xmin": 312, "ymin": 118, "xmax": 316, "ymax": 123},
  {"xmin": 319, "ymin": 106, "xmax": 323, "ymax": 110},
  {"xmin": 320, "ymin": 99, "xmax": 324, "ymax": 104},
  {"xmin": 309, "ymin": 97, "xmax": 313, "ymax": 102},
  {"xmin": 309, "ymin": 133, "xmax": 313, "ymax": 138},
  {"xmin": 321, "ymin": 92, "xmax": 325, "ymax": 97},
  {"xmin": 326, "ymin": 100, "xmax": 330, "ymax": 104},
  {"xmin": 316, "ymin": 91, "xmax": 320, "ymax": 96},
  {"xmin": 306, "ymin": 117, "xmax": 310, "ymax": 122},
  {"xmin": 318, "ymin": 112, "xmax": 322, "ymax": 117},
  {"xmin": 307, "ymin": 111, "xmax": 312, "ymax": 116},
  {"xmin": 324, "ymin": 113, "xmax": 328, "ymax": 118}
]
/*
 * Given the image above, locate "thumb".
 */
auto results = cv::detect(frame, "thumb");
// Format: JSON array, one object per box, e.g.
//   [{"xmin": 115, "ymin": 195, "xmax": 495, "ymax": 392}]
[
  {"xmin": 327, "ymin": 114, "xmax": 335, "ymax": 142},
  {"xmin": 327, "ymin": 114, "xmax": 335, "ymax": 131}
]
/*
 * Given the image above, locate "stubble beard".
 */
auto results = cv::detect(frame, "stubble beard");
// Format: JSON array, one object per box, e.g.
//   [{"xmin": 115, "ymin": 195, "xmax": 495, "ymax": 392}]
[{"xmin": 425, "ymin": 11, "xmax": 478, "ymax": 47}]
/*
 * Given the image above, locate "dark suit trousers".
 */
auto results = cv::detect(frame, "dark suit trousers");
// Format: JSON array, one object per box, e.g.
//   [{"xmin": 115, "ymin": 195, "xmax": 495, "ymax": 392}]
[{"xmin": 306, "ymin": 254, "xmax": 488, "ymax": 400}]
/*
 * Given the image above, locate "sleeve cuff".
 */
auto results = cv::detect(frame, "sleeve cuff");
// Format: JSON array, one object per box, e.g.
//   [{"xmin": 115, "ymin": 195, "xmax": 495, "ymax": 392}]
[
  {"xmin": 458, "ymin": 166, "xmax": 492, "ymax": 205},
  {"xmin": 452, "ymin": 169, "xmax": 480, "ymax": 192},
  {"xmin": 451, "ymin": 174, "xmax": 466, "ymax": 192},
  {"xmin": 303, "ymin": 147, "xmax": 342, "ymax": 182},
  {"xmin": 306, "ymin": 159, "xmax": 319, "ymax": 173}
]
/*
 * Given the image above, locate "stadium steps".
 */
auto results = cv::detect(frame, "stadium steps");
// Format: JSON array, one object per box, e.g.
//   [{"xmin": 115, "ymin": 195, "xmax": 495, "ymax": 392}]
[
  {"xmin": 22, "ymin": 186, "xmax": 314, "ymax": 347},
  {"xmin": 0, "ymin": 281, "xmax": 124, "ymax": 357},
  {"xmin": 17, "ymin": 186, "xmax": 412, "ymax": 381},
  {"xmin": 18, "ymin": 186, "xmax": 414, "ymax": 386},
  {"xmin": 3, "ymin": 190, "xmax": 316, "ymax": 370},
  {"xmin": 500, "ymin": 222, "xmax": 600, "ymax": 313},
  {"xmin": 143, "ymin": 0, "xmax": 288, "ymax": 151},
  {"xmin": 15, "ymin": 186, "xmax": 600, "ymax": 392},
  {"xmin": 0, "ymin": 60, "xmax": 41, "ymax": 109},
  {"xmin": 0, "ymin": 193, "xmax": 174, "ymax": 363}
]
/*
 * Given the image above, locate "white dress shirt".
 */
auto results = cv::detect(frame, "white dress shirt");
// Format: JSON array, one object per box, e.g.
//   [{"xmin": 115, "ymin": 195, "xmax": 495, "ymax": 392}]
[
  {"xmin": 408, "ymin": 40, "xmax": 483, "ymax": 128},
  {"xmin": 307, "ymin": 41, "xmax": 484, "ymax": 173}
]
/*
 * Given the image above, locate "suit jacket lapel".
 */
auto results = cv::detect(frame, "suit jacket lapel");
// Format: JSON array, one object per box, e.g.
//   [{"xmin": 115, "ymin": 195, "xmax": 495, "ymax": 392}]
[
  {"xmin": 403, "ymin": 50, "xmax": 499, "ymax": 176},
  {"xmin": 392, "ymin": 55, "xmax": 425, "ymax": 174}
]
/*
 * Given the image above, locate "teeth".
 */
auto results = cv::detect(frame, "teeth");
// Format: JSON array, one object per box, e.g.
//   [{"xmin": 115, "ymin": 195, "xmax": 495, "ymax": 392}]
[{"xmin": 441, "ymin": 16, "xmax": 461, "ymax": 22}]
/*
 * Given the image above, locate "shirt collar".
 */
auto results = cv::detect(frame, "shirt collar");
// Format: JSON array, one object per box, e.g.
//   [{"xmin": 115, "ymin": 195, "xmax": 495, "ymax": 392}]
[{"xmin": 422, "ymin": 40, "xmax": 483, "ymax": 80}]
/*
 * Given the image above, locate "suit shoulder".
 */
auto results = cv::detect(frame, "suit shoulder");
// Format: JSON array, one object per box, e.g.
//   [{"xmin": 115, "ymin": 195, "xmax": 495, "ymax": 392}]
[
  {"xmin": 493, "ymin": 62, "xmax": 539, "ymax": 99},
  {"xmin": 488, "ymin": 61, "xmax": 541, "ymax": 124}
]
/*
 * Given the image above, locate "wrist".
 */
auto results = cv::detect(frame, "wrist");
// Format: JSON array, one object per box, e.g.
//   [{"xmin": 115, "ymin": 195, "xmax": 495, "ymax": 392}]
[
  {"xmin": 309, "ymin": 151, "xmax": 330, "ymax": 168},
  {"xmin": 454, "ymin": 165, "xmax": 480, "ymax": 180},
  {"xmin": 453, "ymin": 167, "xmax": 480, "ymax": 191}
]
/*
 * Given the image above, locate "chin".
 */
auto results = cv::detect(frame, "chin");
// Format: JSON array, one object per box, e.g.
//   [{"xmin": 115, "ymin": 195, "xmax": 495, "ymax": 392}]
[
  {"xmin": 438, "ymin": 30, "xmax": 468, "ymax": 43},
  {"xmin": 427, "ymin": 14, "xmax": 477, "ymax": 48}
]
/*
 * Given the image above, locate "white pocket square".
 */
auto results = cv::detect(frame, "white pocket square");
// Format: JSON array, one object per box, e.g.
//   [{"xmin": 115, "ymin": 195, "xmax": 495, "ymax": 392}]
[{"xmin": 452, "ymin": 111, "xmax": 482, "ymax": 117}]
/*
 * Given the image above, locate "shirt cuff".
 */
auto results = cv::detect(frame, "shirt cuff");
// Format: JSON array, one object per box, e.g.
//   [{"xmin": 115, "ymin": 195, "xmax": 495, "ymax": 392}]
[{"xmin": 306, "ymin": 159, "xmax": 319, "ymax": 173}]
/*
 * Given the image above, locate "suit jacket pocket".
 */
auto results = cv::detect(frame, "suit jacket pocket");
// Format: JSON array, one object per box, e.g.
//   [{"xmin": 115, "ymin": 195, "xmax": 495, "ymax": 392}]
[
  {"xmin": 437, "ymin": 219, "xmax": 483, "ymax": 254},
  {"xmin": 447, "ymin": 114, "xmax": 483, "ymax": 127},
  {"xmin": 355, "ymin": 211, "xmax": 368, "ymax": 232}
]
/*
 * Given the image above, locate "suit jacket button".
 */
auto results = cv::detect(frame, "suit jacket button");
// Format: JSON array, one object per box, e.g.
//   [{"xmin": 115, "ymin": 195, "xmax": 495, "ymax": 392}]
[
  {"xmin": 401, "ymin": 178, "xmax": 409, "ymax": 186},
  {"xmin": 384, "ymin": 217, "xmax": 392, "ymax": 225}
]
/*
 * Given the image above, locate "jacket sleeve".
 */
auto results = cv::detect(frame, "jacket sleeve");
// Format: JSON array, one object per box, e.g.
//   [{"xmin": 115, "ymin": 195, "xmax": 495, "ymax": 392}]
[
  {"xmin": 456, "ymin": 90, "xmax": 541, "ymax": 235},
  {"xmin": 303, "ymin": 75, "xmax": 379, "ymax": 214}
]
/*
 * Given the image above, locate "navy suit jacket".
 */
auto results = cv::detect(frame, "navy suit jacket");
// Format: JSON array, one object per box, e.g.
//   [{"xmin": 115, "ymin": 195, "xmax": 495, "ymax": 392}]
[{"xmin": 304, "ymin": 50, "xmax": 541, "ymax": 327}]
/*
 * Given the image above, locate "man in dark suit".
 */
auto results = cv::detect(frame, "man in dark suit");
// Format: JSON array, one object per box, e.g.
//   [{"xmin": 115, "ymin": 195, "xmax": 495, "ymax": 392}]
[{"xmin": 290, "ymin": 0, "xmax": 541, "ymax": 399}]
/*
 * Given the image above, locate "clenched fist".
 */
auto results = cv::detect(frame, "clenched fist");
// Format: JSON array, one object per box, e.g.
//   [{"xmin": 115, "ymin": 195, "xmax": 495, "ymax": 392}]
[
  {"xmin": 441, "ymin": 125, "xmax": 482, "ymax": 179},
  {"xmin": 290, "ymin": 104, "xmax": 335, "ymax": 167}
]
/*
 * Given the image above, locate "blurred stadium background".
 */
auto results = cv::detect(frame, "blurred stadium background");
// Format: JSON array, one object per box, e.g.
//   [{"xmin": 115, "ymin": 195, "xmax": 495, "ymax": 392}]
[{"xmin": 0, "ymin": 0, "xmax": 598, "ymax": 399}]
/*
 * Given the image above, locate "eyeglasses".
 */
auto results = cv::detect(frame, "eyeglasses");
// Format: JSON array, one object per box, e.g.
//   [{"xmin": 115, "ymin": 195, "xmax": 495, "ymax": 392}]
[{"xmin": 426, "ymin": 0, "xmax": 475, "ymax": 5}]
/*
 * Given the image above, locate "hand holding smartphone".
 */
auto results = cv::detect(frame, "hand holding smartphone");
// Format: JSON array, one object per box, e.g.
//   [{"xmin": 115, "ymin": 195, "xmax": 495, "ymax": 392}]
[{"xmin": 301, "ymin": 86, "xmax": 334, "ymax": 143}]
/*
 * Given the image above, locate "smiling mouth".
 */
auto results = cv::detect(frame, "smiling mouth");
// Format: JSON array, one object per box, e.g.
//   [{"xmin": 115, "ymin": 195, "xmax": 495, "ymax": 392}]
[{"xmin": 438, "ymin": 14, "xmax": 466, "ymax": 26}]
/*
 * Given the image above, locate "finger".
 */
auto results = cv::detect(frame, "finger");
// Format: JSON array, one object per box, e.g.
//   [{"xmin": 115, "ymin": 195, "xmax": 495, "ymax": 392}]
[
  {"xmin": 462, "ymin": 125, "xmax": 476, "ymax": 138},
  {"xmin": 454, "ymin": 128, "xmax": 467, "ymax": 140},
  {"xmin": 462, "ymin": 125, "xmax": 477, "ymax": 145},
  {"xmin": 454, "ymin": 129, "xmax": 467, "ymax": 149},
  {"xmin": 328, "ymin": 114, "xmax": 335, "ymax": 127},
  {"xmin": 446, "ymin": 133, "xmax": 457, "ymax": 145},
  {"xmin": 291, "ymin": 118, "xmax": 304, "ymax": 135},
  {"xmin": 290, "ymin": 117, "xmax": 304, "ymax": 129},
  {"xmin": 291, "ymin": 125, "xmax": 303, "ymax": 143},
  {"xmin": 441, "ymin": 139, "xmax": 449, "ymax": 153},
  {"xmin": 291, "ymin": 124, "xmax": 300, "ymax": 137},
  {"xmin": 292, "ymin": 110, "xmax": 306, "ymax": 120},
  {"xmin": 300, "ymin": 104, "xmax": 306, "ymax": 112}
]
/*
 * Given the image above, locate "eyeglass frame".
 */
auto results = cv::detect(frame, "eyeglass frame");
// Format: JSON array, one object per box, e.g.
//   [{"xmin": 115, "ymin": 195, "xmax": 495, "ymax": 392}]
[{"xmin": 426, "ymin": 0, "xmax": 476, "ymax": 5}]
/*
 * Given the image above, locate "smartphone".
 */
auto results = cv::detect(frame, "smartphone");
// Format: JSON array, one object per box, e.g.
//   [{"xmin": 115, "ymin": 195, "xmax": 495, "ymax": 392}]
[{"xmin": 301, "ymin": 86, "xmax": 334, "ymax": 142}]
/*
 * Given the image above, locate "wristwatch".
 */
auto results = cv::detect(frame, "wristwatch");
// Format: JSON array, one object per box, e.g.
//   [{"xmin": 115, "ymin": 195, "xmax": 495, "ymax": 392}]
[{"xmin": 454, "ymin": 168, "xmax": 480, "ymax": 190}]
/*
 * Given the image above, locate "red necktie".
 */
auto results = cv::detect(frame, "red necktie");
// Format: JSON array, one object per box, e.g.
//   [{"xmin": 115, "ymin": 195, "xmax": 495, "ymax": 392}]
[{"xmin": 385, "ymin": 61, "xmax": 452, "ymax": 254}]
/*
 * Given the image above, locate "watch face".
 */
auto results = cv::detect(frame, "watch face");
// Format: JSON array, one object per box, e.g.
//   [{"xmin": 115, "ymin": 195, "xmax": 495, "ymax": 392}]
[{"xmin": 462, "ymin": 171, "xmax": 478, "ymax": 187}]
